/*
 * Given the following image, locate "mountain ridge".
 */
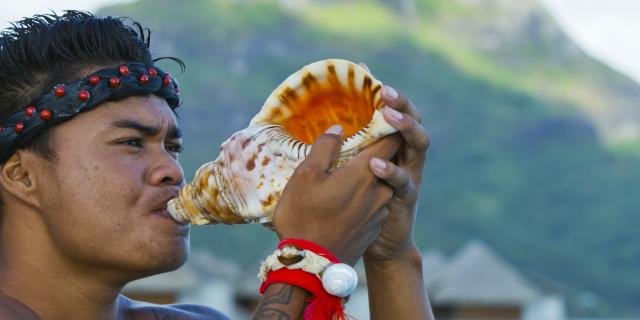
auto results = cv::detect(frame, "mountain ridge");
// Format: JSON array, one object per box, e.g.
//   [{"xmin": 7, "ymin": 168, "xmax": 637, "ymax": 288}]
[
  {"xmin": 415, "ymin": 0, "xmax": 640, "ymax": 143},
  {"xmin": 299, "ymin": 0, "xmax": 640, "ymax": 143}
]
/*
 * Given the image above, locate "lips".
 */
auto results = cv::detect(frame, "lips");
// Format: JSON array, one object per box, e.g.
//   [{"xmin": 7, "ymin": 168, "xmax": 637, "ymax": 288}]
[
  {"xmin": 150, "ymin": 191, "xmax": 188, "ymax": 225},
  {"xmin": 154, "ymin": 208, "xmax": 176, "ymax": 220}
]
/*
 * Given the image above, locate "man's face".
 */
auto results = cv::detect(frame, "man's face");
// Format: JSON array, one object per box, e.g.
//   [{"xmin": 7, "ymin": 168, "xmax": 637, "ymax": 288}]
[{"xmin": 34, "ymin": 95, "xmax": 189, "ymax": 278}]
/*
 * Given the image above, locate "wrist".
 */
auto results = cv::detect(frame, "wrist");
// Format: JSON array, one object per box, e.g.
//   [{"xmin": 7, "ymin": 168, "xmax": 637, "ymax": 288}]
[
  {"xmin": 258, "ymin": 239, "xmax": 356, "ymax": 319},
  {"xmin": 275, "ymin": 233, "xmax": 354, "ymax": 265},
  {"xmin": 364, "ymin": 244, "xmax": 422, "ymax": 271}
]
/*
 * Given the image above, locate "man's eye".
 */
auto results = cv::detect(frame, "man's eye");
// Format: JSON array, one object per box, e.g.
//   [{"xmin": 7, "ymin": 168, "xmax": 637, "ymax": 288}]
[
  {"xmin": 120, "ymin": 139, "xmax": 143, "ymax": 148},
  {"xmin": 166, "ymin": 144, "xmax": 184, "ymax": 153}
]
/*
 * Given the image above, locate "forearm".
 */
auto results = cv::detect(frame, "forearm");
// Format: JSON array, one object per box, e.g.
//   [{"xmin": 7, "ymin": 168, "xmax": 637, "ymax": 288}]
[
  {"xmin": 252, "ymin": 284, "xmax": 309, "ymax": 320},
  {"xmin": 363, "ymin": 247, "xmax": 434, "ymax": 320}
]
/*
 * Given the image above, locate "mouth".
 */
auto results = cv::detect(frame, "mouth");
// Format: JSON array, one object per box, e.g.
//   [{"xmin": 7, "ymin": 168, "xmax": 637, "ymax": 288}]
[
  {"xmin": 151, "ymin": 194, "xmax": 189, "ymax": 226},
  {"xmin": 154, "ymin": 208, "xmax": 188, "ymax": 225},
  {"xmin": 153, "ymin": 208, "xmax": 178, "ymax": 221},
  {"xmin": 152, "ymin": 207, "xmax": 190, "ymax": 237}
]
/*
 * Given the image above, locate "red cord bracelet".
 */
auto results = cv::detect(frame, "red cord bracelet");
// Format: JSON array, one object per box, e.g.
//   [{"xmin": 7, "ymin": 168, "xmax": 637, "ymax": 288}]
[{"xmin": 259, "ymin": 239, "xmax": 349, "ymax": 320}]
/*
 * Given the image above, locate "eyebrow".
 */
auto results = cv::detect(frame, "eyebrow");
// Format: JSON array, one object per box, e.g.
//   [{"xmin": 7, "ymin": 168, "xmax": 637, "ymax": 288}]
[{"xmin": 112, "ymin": 119, "xmax": 183, "ymax": 139}]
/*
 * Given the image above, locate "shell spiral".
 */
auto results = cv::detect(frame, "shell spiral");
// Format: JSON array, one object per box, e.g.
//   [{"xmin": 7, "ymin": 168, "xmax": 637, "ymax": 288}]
[{"xmin": 168, "ymin": 59, "xmax": 397, "ymax": 225}]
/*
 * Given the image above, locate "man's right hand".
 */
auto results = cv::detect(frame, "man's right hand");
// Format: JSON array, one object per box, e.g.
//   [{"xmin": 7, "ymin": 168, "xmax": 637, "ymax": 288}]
[{"xmin": 272, "ymin": 124, "xmax": 402, "ymax": 265}]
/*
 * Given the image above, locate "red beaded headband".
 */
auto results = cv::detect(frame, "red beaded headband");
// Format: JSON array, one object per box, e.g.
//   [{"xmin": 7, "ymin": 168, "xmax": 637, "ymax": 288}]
[{"xmin": 0, "ymin": 62, "xmax": 180, "ymax": 163}]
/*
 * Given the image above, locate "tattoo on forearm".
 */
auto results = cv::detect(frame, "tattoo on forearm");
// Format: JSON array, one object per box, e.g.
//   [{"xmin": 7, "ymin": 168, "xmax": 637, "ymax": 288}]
[
  {"xmin": 253, "ymin": 308, "xmax": 291, "ymax": 320},
  {"xmin": 253, "ymin": 284, "xmax": 307, "ymax": 320},
  {"xmin": 263, "ymin": 284, "xmax": 294, "ymax": 305}
]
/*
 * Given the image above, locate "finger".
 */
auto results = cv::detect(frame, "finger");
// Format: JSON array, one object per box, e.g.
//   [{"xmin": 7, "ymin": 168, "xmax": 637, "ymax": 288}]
[
  {"xmin": 381, "ymin": 85, "xmax": 421, "ymax": 124},
  {"xmin": 370, "ymin": 158, "xmax": 416, "ymax": 201},
  {"xmin": 353, "ymin": 133, "xmax": 403, "ymax": 162},
  {"xmin": 300, "ymin": 124, "xmax": 344, "ymax": 173},
  {"xmin": 347, "ymin": 166, "xmax": 394, "ymax": 204},
  {"xmin": 381, "ymin": 107, "xmax": 430, "ymax": 153}
]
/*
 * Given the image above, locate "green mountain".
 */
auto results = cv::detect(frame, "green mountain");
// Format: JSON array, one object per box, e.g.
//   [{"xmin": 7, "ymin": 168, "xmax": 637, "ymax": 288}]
[{"xmin": 99, "ymin": 0, "xmax": 640, "ymax": 316}]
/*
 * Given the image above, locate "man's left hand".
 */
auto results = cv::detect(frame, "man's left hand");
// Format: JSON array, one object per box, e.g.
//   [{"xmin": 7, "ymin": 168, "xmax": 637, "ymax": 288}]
[{"xmin": 365, "ymin": 84, "xmax": 430, "ymax": 262}]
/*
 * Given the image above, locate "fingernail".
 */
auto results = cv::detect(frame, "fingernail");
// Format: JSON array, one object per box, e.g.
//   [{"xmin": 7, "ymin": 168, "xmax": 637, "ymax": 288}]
[
  {"xmin": 383, "ymin": 85, "xmax": 398, "ymax": 99},
  {"xmin": 383, "ymin": 106, "xmax": 403, "ymax": 121},
  {"xmin": 371, "ymin": 158, "xmax": 386, "ymax": 171},
  {"xmin": 325, "ymin": 124, "xmax": 343, "ymax": 136}
]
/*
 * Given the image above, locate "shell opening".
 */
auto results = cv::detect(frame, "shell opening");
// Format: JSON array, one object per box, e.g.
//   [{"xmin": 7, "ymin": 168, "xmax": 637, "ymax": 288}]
[{"xmin": 269, "ymin": 63, "xmax": 382, "ymax": 144}]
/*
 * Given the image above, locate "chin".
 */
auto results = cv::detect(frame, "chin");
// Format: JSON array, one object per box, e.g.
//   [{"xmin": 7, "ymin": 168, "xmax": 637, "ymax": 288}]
[
  {"xmin": 123, "ymin": 234, "xmax": 191, "ymax": 278},
  {"xmin": 150, "ymin": 236, "xmax": 191, "ymax": 273}
]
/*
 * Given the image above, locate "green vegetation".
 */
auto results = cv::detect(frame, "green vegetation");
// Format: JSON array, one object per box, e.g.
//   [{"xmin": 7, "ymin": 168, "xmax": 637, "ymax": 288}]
[{"xmin": 101, "ymin": 0, "xmax": 640, "ymax": 316}]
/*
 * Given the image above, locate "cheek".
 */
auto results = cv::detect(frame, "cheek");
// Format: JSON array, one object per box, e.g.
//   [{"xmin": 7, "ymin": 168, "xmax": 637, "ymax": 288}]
[
  {"xmin": 69, "ymin": 152, "xmax": 143, "ymax": 214},
  {"xmin": 39, "ymin": 142, "xmax": 188, "ymax": 271},
  {"xmin": 41, "ymin": 151, "xmax": 145, "ymax": 255}
]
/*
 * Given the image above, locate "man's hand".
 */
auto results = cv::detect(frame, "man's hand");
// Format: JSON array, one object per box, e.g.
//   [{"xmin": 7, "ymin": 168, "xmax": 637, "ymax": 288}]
[
  {"xmin": 255, "ymin": 122, "xmax": 404, "ymax": 320},
  {"xmin": 358, "ymin": 74, "xmax": 434, "ymax": 319},
  {"xmin": 273, "ymin": 125, "xmax": 403, "ymax": 265},
  {"xmin": 365, "ymin": 85, "xmax": 430, "ymax": 262}
]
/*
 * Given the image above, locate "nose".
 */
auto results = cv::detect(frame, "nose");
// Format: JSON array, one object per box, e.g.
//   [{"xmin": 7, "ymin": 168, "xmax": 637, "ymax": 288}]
[{"xmin": 148, "ymin": 151, "xmax": 185, "ymax": 187}]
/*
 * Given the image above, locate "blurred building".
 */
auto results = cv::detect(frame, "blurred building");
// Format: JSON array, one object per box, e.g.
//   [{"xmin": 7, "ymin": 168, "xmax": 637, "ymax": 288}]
[
  {"xmin": 347, "ymin": 240, "xmax": 567, "ymax": 320},
  {"xmin": 423, "ymin": 240, "xmax": 566, "ymax": 320},
  {"xmin": 124, "ymin": 241, "xmax": 567, "ymax": 320}
]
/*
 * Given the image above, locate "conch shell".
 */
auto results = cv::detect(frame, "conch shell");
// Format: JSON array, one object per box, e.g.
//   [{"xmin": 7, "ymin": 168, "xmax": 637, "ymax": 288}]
[{"xmin": 168, "ymin": 59, "xmax": 397, "ymax": 225}]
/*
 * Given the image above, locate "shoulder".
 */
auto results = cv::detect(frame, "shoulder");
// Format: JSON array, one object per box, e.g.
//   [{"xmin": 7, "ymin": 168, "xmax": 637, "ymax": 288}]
[
  {"xmin": 120, "ymin": 296, "xmax": 230, "ymax": 320},
  {"xmin": 0, "ymin": 295, "xmax": 41, "ymax": 320}
]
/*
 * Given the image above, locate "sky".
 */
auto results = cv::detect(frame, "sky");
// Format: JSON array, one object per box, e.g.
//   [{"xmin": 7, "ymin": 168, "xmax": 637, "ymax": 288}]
[
  {"xmin": 537, "ymin": 0, "xmax": 640, "ymax": 83},
  {"xmin": 0, "ymin": 0, "xmax": 639, "ymax": 83}
]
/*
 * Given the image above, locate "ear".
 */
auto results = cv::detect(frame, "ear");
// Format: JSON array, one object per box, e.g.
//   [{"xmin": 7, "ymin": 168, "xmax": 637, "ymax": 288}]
[{"xmin": 0, "ymin": 151, "xmax": 41, "ymax": 209}]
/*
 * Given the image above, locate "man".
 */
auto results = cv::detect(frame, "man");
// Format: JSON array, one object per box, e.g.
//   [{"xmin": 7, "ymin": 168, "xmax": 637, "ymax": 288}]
[{"xmin": 0, "ymin": 11, "xmax": 433, "ymax": 319}]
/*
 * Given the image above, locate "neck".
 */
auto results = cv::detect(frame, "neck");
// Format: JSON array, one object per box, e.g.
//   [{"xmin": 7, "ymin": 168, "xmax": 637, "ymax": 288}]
[{"xmin": 0, "ymin": 207, "xmax": 128, "ymax": 320}]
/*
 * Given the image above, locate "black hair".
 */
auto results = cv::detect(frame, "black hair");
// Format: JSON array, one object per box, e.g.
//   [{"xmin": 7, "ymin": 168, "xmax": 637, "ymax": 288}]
[{"xmin": 0, "ymin": 10, "xmax": 183, "ymax": 216}]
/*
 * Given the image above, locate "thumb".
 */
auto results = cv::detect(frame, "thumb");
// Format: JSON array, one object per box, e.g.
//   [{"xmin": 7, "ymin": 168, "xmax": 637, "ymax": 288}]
[{"xmin": 301, "ymin": 124, "xmax": 344, "ymax": 173}]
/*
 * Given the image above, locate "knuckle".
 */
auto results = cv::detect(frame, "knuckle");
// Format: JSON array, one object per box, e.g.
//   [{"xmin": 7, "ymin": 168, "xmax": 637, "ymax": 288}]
[
  {"xmin": 397, "ymin": 116, "xmax": 418, "ymax": 132},
  {"xmin": 408, "ymin": 116, "xmax": 420, "ymax": 129},
  {"xmin": 401, "ymin": 167, "xmax": 413, "ymax": 183},
  {"xmin": 393, "ymin": 120, "xmax": 411, "ymax": 135},
  {"xmin": 399, "ymin": 183, "xmax": 418, "ymax": 204},
  {"xmin": 294, "ymin": 163, "xmax": 318, "ymax": 178},
  {"xmin": 416, "ymin": 128, "xmax": 431, "ymax": 151},
  {"xmin": 389, "ymin": 163, "xmax": 404, "ymax": 181},
  {"xmin": 393, "ymin": 169, "xmax": 411, "ymax": 189},
  {"xmin": 312, "ymin": 134, "xmax": 337, "ymax": 147}
]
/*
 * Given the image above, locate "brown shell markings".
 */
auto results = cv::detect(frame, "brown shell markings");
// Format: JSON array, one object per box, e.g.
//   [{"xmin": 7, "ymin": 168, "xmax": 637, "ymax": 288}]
[{"xmin": 168, "ymin": 59, "xmax": 397, "ymax": 225}]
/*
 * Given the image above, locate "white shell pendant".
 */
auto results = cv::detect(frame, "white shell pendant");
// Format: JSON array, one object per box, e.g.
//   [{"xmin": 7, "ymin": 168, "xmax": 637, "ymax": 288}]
[
  {"xmin": 321, "ymin": 263, "xmax": 358, "ymax": 297},
  {"xmin": 168, "ymin": 59, "xmax": 397, "ymax": 225}
]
